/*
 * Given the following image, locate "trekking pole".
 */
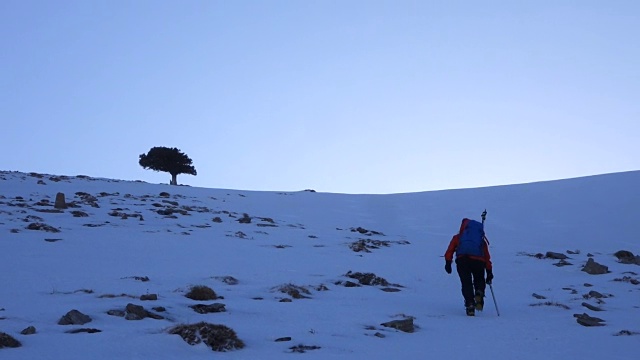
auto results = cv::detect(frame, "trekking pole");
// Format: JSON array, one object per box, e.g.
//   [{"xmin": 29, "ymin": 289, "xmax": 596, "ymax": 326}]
[
  {"xmin": 489, "ymin": 283, "xmax": 500, "ymax": 316},
  {"xmin": 481, "ymin": 209, "xmax": 489, "ymax": 244},
  {"xmin": 481, "ymin": 209, "xmax": 500, "ymax": 316}
]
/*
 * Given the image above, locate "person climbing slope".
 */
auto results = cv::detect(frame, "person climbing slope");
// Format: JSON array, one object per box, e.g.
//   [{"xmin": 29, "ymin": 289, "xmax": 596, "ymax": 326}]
[{"xmin": 444, "ymin": 218, "xmax": 493, "ymax": 316}]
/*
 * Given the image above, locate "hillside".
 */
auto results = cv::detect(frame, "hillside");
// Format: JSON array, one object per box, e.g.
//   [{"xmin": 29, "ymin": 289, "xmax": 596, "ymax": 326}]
[{"xmin": 1, "ymin": 170, "xmax": 639, "ymax": 359}]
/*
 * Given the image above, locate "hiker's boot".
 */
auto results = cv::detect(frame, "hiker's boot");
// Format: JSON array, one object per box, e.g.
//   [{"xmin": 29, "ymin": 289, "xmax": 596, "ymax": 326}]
[
  {"xmin": 475, "ymin": 290, "xmax": 485, "ymax": 311},
  {"xmin": 465, "ymin": 305, "xmax": 475, "ymax": 316},
  {"xmin": 465, "ymin": 300, "xmax": 476, "ymax": 316}
]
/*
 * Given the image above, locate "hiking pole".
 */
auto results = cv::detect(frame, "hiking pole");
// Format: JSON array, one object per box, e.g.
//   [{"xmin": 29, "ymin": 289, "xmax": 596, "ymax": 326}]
[
  {"xmin": 481, "ymin": 209, "xmax": 500, "ymax": 315},
  {"xmin": 489, "ymin": 283, "xmax": 500, "ymax": 316}
]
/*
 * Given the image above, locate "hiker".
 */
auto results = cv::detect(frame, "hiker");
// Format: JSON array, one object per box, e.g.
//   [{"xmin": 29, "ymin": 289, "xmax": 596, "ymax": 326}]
[{"xmin": 444, "ymin": 218, "xmax": 493, "ymax": 316}]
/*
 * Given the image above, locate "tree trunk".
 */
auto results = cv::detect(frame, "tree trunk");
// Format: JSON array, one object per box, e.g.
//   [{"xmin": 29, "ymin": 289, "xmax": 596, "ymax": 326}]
[{"xmin": 170, "ymin": 173, "xmax": 178, "ymax": 185}]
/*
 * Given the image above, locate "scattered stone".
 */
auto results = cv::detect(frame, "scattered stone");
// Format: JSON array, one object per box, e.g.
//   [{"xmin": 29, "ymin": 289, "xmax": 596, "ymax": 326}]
[
  {"xmin": 71, "ymin": 211, "xmax": 89, "ymax": 217},
  {"xmin": 350, "ymin": 227, "xmax": 384, "ymax": 236},
  {"xmin": 342, "ymin": 281, "xmax": 361, "ymax": 288},
  {"xmin": 44, "ymin": 238, "xmax": 63, "ymax": 242},
  {"xmin": 125, "ymin": 303, "xmax": 147, "ymax": 320},
  {"xmin": 530, "ymin": 301, "xmax": 570, "ymax": 310},
  {"xmin": 156, "ymin": 209, "xmax": 176, "ymax": 216},
  {"xmin": 122, "ymin": 303, "xmax": 164, "ymax": 320},
  {"xmin": 237, "ymin": 213, "xmax": 251, "ymax": 224},
  {"xmin": 567, "ymin": 249, "xmax": 581, "ymax": 255},
  {"xmin": 545, "ymin": 252, "xmax": 568, "ymax": 260},
  {"xmin": 584, "ymin": 283, "xmax": 593, "ymax": 287},
  {"xmin": 169, "ymin": 322, "xmax": 245, "ymax": 352},
  {"xmin": 614, "ymin": 250, "xmax": 634, "ymax": 259},
  {"xmin": 66, "ymin": 328, "xmax": 101, "ymax": 334},
  {"xmin": 26, "ymin": 222, "xmax": 60, "ymax": 233},
  {"xmin": 582, "ymin": 302, "xmax": 604, "ymax": 311},
  {"xmin": 553, "ymin": 259, "xmax": 573, "ymax": 267},
  {"xmin": 614, "ymin": 250, "xmax": 640, "ymax": 265},
  {"xmin": 58, "ymin": 309, "xmax": 92, "ymax": 325},
  {"xmin": 614, "ymin": 330, "xmax": 640, "ymax": 336},
  {"xmin": 289, "ymin": 344, "xmax": 321, "ymax": 353},
  {"xmin": 279, "ymin": 298, "xmax": 292, "ymax": 303},
  {"xmin": 532, "ymin": 293, "xmax": 547, "ymax": 299},
  {"xmin": 20, "ymin": 326, "xmax": 36, "ymax": 335},
  {"xmin": 574, "ymin": 313, "xmax": 606, "ymax": 327},
  {"xmin": 374, "ymin": 332, "xmax": 386, "ymax": 338},
  {"xmin": 98, "ymin": 192, "xmax": 118, "ymax": 197},
  {"xmin": 273, "ymin": 244, "xmax": 291, "ymax": 249},
  {"xmin": 582, "ymin": 258, "xmax": 609, "ymax": 275},
  {"xmin": 152, "ymin": 307, "xmax": 166, "ymax": 312},
  {"xmin": 127, "ymin": 276, "xmax": 150, "ymax": 282},
  {"xmin": 212, "ymin": 217, "xmax": 223, "ymax": 223},
  {"xmin": 381, "ymin": 287, "xmax": 401, "ymax": 292},
  {"xmin": 586, "ymin": 290, "xmax": 607, "ymax": 299},
  {"xmin": 140, "ymin": 294, "xmax": 158, "ymax": 301},
  {"xmin": 83, "ymin": 223, "xmax": 106, "ymax": 228},
  {"xmin": 54, "ymin": 192, "xmax": 67, "ymax": 209},
  {"xmin": 275, "ymin": 337, "xmax": 292, "ymax": 342},
  {"xmin": 34, "ymin": 208, "xmax": 64, "ymax": 213},
  {"xmin": 381, "ymin": 317, "xmax": 415, "ymax": 333},
  {"xmin": 613, "ymin": 250, "xmax": 640, "ymax": 265},
  {"xmin": 214, "ymin": 276, "xmax": 239, "ymax": 285},
  {"xmin": 107, "ymin": 310, "xmax": 125, "ymax": 317},
  {"xmin": 159, "ymin": 192, "xmax": 170, "ymax": 198},
  {"xmin": 233, "ymin": 231, "xmax": 247, "ymax": 239},
  {"xmin": 190, "ymin": 303, "xmax": 226, "ymax": 314},
  {"xmin": 0, "ymin": 332, "xmax": 21, "ymax": 348},
  {"xmin": 613, "ymin": 276, "xmax": 640, "ymax": 285}
]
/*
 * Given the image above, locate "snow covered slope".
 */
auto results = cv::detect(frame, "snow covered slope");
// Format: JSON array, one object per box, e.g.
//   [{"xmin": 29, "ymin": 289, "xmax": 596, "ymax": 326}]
[{"xmin": 0, "ymin": 170, "xmax": 638, "ymax": 359}]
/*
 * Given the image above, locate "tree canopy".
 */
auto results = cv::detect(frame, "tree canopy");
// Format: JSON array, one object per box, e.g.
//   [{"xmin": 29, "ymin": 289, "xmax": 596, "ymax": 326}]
[{"xmin": 139, "ymin": 147, "xmax": 197, "ymax": 185}]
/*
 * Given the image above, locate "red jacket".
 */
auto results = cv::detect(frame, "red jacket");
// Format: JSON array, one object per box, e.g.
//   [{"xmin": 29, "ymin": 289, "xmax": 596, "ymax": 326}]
[{"xmin": 444, "ymin": 219, "xmax": 493, "ymax": 270}]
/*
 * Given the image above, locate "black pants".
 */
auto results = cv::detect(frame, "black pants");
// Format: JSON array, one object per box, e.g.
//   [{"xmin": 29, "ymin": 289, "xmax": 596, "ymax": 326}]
[{"xmin": 455, "ymin": 256, "xmax": 486, "ymax": 306}]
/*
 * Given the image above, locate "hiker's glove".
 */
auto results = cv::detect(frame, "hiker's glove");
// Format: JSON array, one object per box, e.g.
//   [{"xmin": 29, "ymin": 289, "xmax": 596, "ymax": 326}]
[
  {"xmin": 445, "ymin": 261, "xmax": 452, "ymax": 274},
  {"xmin": 486, "ymin": 270, "xmax": 494, "ymax": 284}
]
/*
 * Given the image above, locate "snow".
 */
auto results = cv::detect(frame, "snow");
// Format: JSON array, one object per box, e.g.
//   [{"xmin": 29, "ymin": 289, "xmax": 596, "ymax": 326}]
[{"xmin": 1, "ymin": 170, "xmax": 639, "ymax": 359}]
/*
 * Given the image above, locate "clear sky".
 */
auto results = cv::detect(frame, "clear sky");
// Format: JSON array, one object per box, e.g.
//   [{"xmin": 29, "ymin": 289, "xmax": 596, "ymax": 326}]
[{"xmin": 2, "ymin": 0, "xmax": 638, "ymax": 194}]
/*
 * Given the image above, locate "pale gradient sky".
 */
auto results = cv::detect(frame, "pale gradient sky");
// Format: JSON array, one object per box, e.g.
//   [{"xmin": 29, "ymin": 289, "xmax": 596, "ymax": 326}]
[{"xmin": 2, "ymin": 0, "xmax": 638, "ymax": 194}]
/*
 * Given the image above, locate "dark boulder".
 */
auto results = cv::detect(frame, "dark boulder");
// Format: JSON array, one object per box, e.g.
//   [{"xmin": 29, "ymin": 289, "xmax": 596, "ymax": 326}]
[
  {"xmin": 58, "ymin": 309, "xmax": 92, "ymax": 325},
  {"xmin": 582, "ymin": 258, "xmax": 609, "ymax": 275}
]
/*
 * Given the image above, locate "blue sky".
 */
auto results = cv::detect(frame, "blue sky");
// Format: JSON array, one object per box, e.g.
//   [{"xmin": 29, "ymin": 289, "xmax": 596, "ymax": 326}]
[{"xmin": 2, "ymin": 0, "xmax": 638, "ymax": 194}]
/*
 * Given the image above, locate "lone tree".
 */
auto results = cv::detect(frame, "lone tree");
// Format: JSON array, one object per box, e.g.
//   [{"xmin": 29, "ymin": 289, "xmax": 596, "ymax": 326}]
[{"xmin": 139, "ymin": 147, "xmax": 197, "ymax": 185}]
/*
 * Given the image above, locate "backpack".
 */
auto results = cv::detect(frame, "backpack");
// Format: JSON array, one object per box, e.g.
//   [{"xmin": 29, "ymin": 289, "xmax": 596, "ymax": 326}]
[{"xmin": 456, "ymin": 219, "xmax": 485, "ymax": 257}]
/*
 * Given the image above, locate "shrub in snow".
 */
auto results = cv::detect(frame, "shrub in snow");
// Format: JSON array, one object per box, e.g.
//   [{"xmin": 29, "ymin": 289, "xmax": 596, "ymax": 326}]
[
  {"xmin": 185, "ymin": 285, "xmax": 218, "ymax": 300},
  {"xmin": 274, "ymin": 284, "xmax": 311, "ymax": 299},
  {"xmin": 169, "ymin": 322, "xmax": 244, "ymax": 352}
]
